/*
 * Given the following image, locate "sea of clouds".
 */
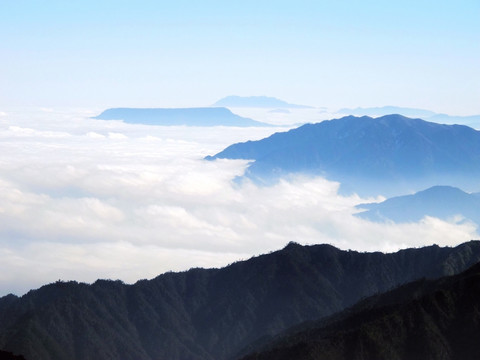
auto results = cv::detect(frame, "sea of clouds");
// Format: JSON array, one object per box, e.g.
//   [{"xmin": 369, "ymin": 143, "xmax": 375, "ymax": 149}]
[{"xmin": 0, "ymin": 108, "xmax": 477, "ymax": 295}]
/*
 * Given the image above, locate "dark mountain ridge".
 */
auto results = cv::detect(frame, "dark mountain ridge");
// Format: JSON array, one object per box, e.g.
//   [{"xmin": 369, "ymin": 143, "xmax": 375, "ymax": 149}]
[
  {"xmin": 206, "ymin": 115, "xmax": 480, "ymax": 196},
  {"xmin": 0, "ymin": 241, "xmax": 479, "ymax": 360},
  {"xmin": 240, "ymin": 259, "xmax": 480, "ymax": 360},
  {"xmin": 93, "ymin": 107, "xmax": 271, "ymax": 127}
]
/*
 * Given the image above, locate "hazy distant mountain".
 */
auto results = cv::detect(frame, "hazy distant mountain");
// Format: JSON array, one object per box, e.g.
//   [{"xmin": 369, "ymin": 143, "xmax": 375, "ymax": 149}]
[
  {"xmin": 213, "ymin": 96, "xmax": 312, "ymax": 109},
  {"xmin": 240, "ymin": 260, "xmax": 480, "ymax": 360},
  {"xmin": 429, "ymin": 113, "xmax": 480, "ymax": 127},
  {"xmin": 338, "ymin": 106, "xmax": 480, "ymax": 127},
  {"xmin": 357, "ymin": 186, "xmax": 480, "ymax": 224},
  {"xmin": 0, "ymin": 241, "xmax": 479, "ymax": 360},
  {"xmin": 94, "ymin": 107, "xmax": 271, "ymax": 126},
  {"xmin": 207, "ymin": 115, "xmax": 480, "ymax": 196}
]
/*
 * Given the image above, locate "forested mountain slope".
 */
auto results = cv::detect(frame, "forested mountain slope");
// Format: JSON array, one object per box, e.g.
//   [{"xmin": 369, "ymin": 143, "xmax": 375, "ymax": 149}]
[
  {"xmin": 240, "ymin": 260, "xmax": 480, "ymax": 360},
  {"xmin": 0, "ymin": 241, "xmax": 479, "ymax": 360}
]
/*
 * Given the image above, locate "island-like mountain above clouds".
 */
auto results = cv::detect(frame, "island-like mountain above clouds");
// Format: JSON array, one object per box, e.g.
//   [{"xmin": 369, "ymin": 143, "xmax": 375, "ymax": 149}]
[
  {"xmin": 1, "ymin": 241, "xmax": 479, "ymax": 360},
  {"xmin": 239, "ymin": 258, "xmax": 480, "ymax": 360},
  {"xmin": 338, "ymin": 105, "xmax": 480, "ymax": 128},
  {"xmin": 356, "ymin": 186, "xmax": 480, "ymax": 224},
  {"xmin": 212, "ymin": 95, "xmax": 313, "ymax": 109},
  {"xmin": 206, "ymin": 114, "xmax": 480, "ymax": 197},
  {"xmin": 93, "ymin": 107, "xmax": 272, "ymax": 126}
]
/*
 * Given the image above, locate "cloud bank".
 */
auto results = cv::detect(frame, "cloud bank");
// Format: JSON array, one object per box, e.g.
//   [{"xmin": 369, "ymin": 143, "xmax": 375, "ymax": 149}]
[{"xmin": 0, "ymin": 109, "xmax": 477, "ymax": 295}]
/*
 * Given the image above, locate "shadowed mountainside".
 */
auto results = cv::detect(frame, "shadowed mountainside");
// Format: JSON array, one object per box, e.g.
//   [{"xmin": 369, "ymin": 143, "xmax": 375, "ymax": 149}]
[
  {"xmin": 206, "ymin": 115, "xmax": 480, "ymax": 196},
  {"xmin": 239, "ymin": 260, "xmax": 480, "ymax": 360},
  {"xmin": 0, "ymin": 241, "xmax": 479, "ymax": 360}
]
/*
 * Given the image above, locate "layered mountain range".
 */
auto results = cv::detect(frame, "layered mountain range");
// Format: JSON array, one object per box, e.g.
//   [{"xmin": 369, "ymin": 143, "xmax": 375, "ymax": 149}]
[
  {"xmin": 0, "ymin": 241, "xmax": 479, "ymax": 360},
  {"xmin": 207, "ymin": 114, "xmax": 480, "ymax": 196}
]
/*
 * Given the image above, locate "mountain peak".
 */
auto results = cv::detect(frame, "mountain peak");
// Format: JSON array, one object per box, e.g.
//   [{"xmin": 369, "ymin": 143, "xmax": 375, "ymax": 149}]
[
  {"xmin": 207, "ymin": 114, "xmax": 480, "ymax": 196},
  {"xmin": 356, "ymin": 185, "xmax": 480, "ymax": 224}
]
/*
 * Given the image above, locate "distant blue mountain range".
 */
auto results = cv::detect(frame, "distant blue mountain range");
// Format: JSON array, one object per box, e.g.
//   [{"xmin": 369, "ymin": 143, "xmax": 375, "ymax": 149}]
[
  {"xmin": 206, "ymin": 114, "xmax": 480, "ymax": 196},
  {"xmin": 94, "ymin": 107, "xmax": 271, "ymax": 127},
  {"xmin": 356, "ymin": 186, "xmax": 480, "ymax": 224},
  {"xmin": 213, "ymin": 95, "xmax": 312, "ymax": 109}
]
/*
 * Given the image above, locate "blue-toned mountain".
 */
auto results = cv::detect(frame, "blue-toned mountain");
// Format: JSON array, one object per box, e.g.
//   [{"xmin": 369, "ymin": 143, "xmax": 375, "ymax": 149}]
[
  {"xmin": 207, "ymin": 115, "xmax": 480, "ymax": 196},
  {"xmin": 357, "ymin": 186, "xmax": 480, "ymax": 224},
  {"xmin": 94, "ymin": 107, "xmax": 271, "ymax": 127}
]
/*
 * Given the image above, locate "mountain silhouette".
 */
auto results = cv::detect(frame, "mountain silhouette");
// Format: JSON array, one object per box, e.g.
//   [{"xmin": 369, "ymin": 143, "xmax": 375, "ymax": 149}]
[
  {"xmin": 94, "ymin": 107, "xmax": 271, "ymax": 126},
  {"xmin": 207, "ymin": 115, "xmax": 480, "ymax": 196},
  {"xmin": 0, "ymin": 241, "xmax": 479, "ymax": 360}
]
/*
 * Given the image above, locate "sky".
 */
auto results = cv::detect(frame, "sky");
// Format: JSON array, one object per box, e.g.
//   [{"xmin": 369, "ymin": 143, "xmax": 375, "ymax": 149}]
[
  {"xmin": 0, "ymin": 1, "xmax": 479, "ymax": 295},
  {"xmin": 1, "ymin": 0, "xmax": 479, "ymax": 114}
]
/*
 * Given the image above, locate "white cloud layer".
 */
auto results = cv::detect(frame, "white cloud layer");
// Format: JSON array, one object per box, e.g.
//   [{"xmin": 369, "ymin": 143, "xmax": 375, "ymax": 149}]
[{"xmin": 0, "ymin": 109, "xmax": 477, "ymax": 295}]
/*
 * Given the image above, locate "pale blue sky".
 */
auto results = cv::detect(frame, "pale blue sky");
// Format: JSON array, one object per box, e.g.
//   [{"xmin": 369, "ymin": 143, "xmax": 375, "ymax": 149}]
[{"xmin": 1, "ymin": 0, "xmax": 479, "ymax": 114}]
